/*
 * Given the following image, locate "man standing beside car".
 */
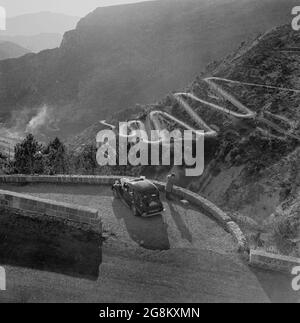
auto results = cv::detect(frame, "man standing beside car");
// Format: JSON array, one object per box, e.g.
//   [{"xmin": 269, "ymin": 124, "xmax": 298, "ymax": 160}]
[{"xmin": 166, "ymin": 173, "xmax": 176, "ymax": 200}]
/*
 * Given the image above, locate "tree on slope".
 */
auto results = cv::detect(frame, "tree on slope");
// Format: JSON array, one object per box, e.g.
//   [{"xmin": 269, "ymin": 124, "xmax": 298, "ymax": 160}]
[
  {"xmin": 44, "ymin": 137, "xmax": 68, "ymax": 175},
  {"xmin": 14, "ymin": 134, "xmax": 43, "ymax": 174}
]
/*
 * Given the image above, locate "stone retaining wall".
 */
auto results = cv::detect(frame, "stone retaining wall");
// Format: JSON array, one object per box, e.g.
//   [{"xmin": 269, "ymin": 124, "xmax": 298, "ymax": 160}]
[
  {"xmin": 0, "ymin": 175, "xmax": 247, "ymax": 252},
  {"xmin": 0, "ymin": 175, "xmax": 119, "ymax": 185},
  {"xmin": 0, "ymin": 189, "xmax": 101, "ymax": 234},
  {"xmin": 250, "ymin": 250, "xmax": 300, "ymax": 273},
  {"xmin": 170, "ymin": 186, "xmax": 248, "ymax": 252}
]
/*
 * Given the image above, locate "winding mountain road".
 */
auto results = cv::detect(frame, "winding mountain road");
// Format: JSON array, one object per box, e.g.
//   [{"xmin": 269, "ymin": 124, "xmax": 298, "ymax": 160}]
[{"xmin": 118, "ymin": 77, "xmax": 300, "ymax": 143}]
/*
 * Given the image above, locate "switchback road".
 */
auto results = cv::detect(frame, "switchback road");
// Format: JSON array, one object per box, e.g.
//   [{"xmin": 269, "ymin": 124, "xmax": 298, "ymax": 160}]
[{"xmin": 118, "ymin": 77, "xmax": 300, "ymax": 143}]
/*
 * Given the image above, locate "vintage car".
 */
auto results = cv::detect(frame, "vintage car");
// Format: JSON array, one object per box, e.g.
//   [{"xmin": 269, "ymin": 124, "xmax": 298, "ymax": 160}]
[{"xmin": 112, "ymin": 177, "xmax": 164, "ymax": 217}]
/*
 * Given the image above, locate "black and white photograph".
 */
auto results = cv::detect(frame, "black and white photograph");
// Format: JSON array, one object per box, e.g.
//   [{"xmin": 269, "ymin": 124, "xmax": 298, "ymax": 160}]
[{"xmin": 0, "ymin": 0, "xmax": 299, "ymax": 306}]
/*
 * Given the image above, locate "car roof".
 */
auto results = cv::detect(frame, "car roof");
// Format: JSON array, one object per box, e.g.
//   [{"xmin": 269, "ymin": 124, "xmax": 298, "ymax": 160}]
[{"xmin": 122, "ymin": 178, "xmax": 159, "ymax": 193}]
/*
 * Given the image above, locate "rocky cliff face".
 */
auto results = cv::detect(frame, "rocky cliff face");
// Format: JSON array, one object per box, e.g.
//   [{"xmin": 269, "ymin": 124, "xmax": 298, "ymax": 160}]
[
  {"xmin": 193, "ymin": 25, "xmax": 300, "ymax": 216},
  {"xmin": 187, "ymin": 25, "xmax": 300, "ymax": 256}
]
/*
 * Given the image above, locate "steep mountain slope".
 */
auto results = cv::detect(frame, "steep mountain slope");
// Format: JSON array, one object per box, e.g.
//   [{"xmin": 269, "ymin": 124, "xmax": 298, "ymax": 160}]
[
  {"xmin": 0, "ymin": 0, "xmax": 298, "ymax": 140},
  {"xmin": 0, "ymin": 33, "xmax": 63, "ymax": 53},
  {"xmin": 70, "ymin": 24, "xmax": 300, "ymax": 256},
  {"xmin": 0, "ymin": 41, "xmax": 30, "ymax": 60},
  {"xmin": 193, "ymin": 25, "xmax": 300, "ymax": 256},
  {"xmin": 195, "ymin": 25, "xmax": 300, "ymax": 211}
]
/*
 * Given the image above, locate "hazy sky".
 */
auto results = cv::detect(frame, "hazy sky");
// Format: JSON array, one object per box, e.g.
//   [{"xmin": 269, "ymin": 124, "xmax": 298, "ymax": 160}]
[{"xmin": 0, "ymin": 0, "xmax": 156, "ymax": 17}]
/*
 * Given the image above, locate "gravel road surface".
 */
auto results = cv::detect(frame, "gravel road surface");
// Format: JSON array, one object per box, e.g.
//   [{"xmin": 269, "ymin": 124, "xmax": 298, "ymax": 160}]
[{"xmin": 0, "ymin": 183, "xmax": 297, "ymax": 303}]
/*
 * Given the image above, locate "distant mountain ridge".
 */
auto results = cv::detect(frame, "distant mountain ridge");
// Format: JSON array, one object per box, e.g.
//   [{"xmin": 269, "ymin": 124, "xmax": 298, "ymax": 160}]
[
  {"xmin": 0, "ymin": 33, "xmax": 63, "ymax": 53},
  {"xmin": 3, "ymin": 12, "xmax": 80, "ymax": 36},
  {"xmin": 0, "ymin": 0, "xmax": 298, "ymax": 141},
  {"xmin": 0, "ymin": 12, "xmax": 80, "ymax": 53},
  {"xmin": 0, "ymin": 41, "xmax": 30, "ymax": 60}
]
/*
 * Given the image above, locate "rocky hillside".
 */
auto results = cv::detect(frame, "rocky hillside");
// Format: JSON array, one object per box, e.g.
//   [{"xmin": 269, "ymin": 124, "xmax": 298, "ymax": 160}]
[
  {"xmin": 194, "ymin": 25, "xmax": 300, "ymax": 256},
  {"xmin": 0, "ymin": 0, "xmax": 298, "ymax": 140},
  {"xmin": 182, "ymin": 25, "xmax": 300, "ymax": 256}
]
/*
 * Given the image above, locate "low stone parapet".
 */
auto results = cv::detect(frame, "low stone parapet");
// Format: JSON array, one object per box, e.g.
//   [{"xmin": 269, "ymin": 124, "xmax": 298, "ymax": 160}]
[
  {"xmin": 0, "ymin": 175, "xmax": 247, "ymax": 252},
  {"xmin": 0, "ymin": 189, "xmax": 101, "ymax": 234},
  {"xmin": 250, "ymin": 250, "xmax": 300, "ymax": 273}
]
